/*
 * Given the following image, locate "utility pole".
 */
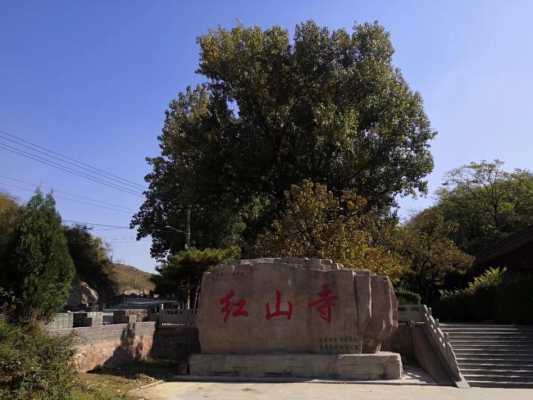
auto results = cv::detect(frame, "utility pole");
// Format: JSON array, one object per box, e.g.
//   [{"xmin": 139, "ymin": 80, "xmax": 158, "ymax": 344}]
[
  {"xmin": 185, "ymin": 206, "xmax": 191, "ymax": 250},
  {"xmin": 164, "ymin": 206, "xmax": 192, "ymax": 250}
]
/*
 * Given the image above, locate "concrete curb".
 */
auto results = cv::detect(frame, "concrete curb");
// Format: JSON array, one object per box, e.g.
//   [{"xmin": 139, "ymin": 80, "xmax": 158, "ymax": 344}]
[{"xmin": 165, "ymin": 374, "xmax": 444, "ymax": 386}]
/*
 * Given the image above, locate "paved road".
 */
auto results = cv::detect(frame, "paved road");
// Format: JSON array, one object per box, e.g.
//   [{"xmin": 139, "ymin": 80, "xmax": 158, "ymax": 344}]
[{"xmin": 133, "ymin": 381, "xmax": 533, "ymax": 400}]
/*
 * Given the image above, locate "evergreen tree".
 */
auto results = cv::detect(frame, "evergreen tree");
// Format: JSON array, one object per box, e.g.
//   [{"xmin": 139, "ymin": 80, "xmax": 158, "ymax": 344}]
[{"xmin": 1, "ymin": 190, "xmax": 75, "ymax": 323}]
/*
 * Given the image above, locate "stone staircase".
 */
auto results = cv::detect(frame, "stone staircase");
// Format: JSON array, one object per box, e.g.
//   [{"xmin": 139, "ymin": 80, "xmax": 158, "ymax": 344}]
[{"xmin": 440, "ymin": 323, "xmax": 533, "ymax": 388}]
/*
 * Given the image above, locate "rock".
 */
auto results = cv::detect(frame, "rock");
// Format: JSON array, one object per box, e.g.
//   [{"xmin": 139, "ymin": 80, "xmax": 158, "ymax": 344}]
[
  {"xmin": 67, "ymin": 276, "xmax": 99, "ymax": 309},
  {"xmin": 195, "ymin": 258, "xmax": 398, "ymax": 354}
]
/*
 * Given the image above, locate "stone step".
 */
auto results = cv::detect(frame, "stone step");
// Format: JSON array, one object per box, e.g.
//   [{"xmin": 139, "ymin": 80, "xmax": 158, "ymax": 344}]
[
  {"xmin": 442, "ymin": 326, "xmax": 533, "ymax": 332},
  {"xmin": 446, "ymin": 331, "xmax": 533, "ymax": 336},
  {"xmin": 443, "ymin": 329, "xmax": 533, "ymax": 335},
  {"xmin": 441, "ymin": 324, "xmax": 531, "ymax": 328},
  {"xmin": 451, "ymin": 341, "xmax": 533, "ymax": 346},
  {"xmin": 448, "ymin": 335, "xmax": 533, "ymax": 341},
  {"xmin": 451, "ymin": 342, "xmax": 533, "ymax": 352},
  {"xmin": 457, "ymin": 360, "xmax": 533, "ymax": 371},
  {"xmin": 462, "ymin": 368, "xmax": 533, "ymax": 375},
  {"xmin": 452, "ymin": 346, "xmax": 533, "ymax": 358},
  {"xmin": 463, "ymin": 373, "xmax": 533, "ymax": 382},
  {"xmin": 457, "ymin": 355, "xmax": 533, "ymax": 362},
  {"xmin": 450, "ymin": 340, "xmax": 533, "ymax": 345},
  {"xmin": 443, "ymin": 324, "xmax": 533, "ymax": 388},
  {"xmin": 468, "ymin": 380, "xmax": 533, "ymax": 388}
]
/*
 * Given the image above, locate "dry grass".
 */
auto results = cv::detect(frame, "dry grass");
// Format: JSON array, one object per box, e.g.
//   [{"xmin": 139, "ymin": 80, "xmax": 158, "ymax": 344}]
[
  {"xmin": 110, "ymin": 263, "xmax": 155, "ymax": 295},
  {"xmin": 73, "ymin": 359, "xmax": 178, "ymax": 400}
]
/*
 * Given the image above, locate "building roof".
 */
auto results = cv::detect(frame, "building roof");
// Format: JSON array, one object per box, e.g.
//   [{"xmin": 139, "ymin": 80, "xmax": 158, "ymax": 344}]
[{"xmin": 474, "ymin": 225, "xmax": 533, "ymax": 268}]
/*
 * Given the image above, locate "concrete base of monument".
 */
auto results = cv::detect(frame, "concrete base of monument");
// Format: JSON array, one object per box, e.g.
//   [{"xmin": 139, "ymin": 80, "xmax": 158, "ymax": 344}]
[{"xmin": 188, "ymin": 352, "xmax": 402, "ymax": 380}]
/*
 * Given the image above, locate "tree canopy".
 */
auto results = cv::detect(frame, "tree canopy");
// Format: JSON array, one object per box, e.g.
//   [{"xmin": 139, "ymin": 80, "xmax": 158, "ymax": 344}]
[
  {"xmin": 395, "ymin": 207, "xmax": 473, "ymax": 304},
  {"xmin": 132, "ymin": 20, "xmax": 436, "ymax": 259},
  {"xmin": 0, "ymin": 191, "xmax": 75, "ymax": 323},
  {"xmin": 436, "ymin": 160, "xmax": 533, "ymax": 255}
]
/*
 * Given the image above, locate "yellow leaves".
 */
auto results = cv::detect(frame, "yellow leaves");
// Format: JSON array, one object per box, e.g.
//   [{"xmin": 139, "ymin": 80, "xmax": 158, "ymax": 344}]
[{"xmin": 254, "ymin": 180, "xmax": 405, "ymax": 281}]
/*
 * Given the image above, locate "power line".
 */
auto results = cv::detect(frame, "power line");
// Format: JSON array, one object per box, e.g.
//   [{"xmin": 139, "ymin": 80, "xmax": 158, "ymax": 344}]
[
  {"xmin": 0, "ymin": 141, "xmax": 143, "ymax": 197},
  {"xmin": 0, "ymin": 129, "xmax": 146, "ymax": 191},
  {"xmin": 63, "ymin": 219, "xmax": 132, "ymax": 229},
  {"xmin": 0, "ymin": 175, "xmax": 136, "ymax": 211},
  {"xmin": 0, "ymin": 177, "xmax": 136, "ymax": 215}
]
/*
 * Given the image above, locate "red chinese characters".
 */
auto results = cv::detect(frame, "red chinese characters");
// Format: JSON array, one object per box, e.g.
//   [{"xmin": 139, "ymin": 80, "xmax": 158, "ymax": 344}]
[
  {"xmin": 219, "ymin": 289, "xmax": 248, "ymax": 322},
  {"xmin": 308, "ymin": 284, "xmax": 337, "ymax": 322},
  {"xmin": 265, "ymin": 289, "xmax": 293, "ymax": 320}
]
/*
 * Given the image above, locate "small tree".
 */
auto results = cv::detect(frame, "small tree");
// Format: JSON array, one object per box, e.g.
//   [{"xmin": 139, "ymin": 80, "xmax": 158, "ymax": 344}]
[
  {"xmin": 0, "ymin": 193, "xmax": 21, "ymax": 265},
  {"xmin": 1, "ymin": 191, "xmax": 75, "ymax": 323},
  {"xmin": 152, "ymin": 247, "xmax": 239, "ymax": 305},
  {"xmin": 396, "ymin": 208, "xmax": 473, "ymax": 304},
  {"xmin": 254, "ymin": 180, "xmax": 405, "ymax": 281}
]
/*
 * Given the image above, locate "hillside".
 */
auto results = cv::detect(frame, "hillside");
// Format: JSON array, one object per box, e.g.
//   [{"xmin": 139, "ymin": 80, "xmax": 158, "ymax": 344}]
[{"xmin": 110, "ymin": 263, "xmax": 155, "ymax": 295}]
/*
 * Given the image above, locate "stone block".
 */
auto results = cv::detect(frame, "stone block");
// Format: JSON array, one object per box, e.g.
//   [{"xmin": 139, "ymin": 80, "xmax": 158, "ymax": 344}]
[
  {"xmin": 189, "ymin": 352, "xmax": 402, "ymax": 380},
  {"xmin": 46, "ymin": 312, "xmax": 74, "ymax": 330},
  {"xmin": 86, "ymin": 312, "xmax": 103, "ymax": 326},
  {"xmin": 196, "ymin": 258, "xmax": 398, "ymax": 355}
]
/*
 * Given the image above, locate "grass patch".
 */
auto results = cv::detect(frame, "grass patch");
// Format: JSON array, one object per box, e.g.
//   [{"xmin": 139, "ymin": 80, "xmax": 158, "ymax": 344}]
[{"xmin": 73, "ymin": 359, "xmax": 179, "ymax": 400}]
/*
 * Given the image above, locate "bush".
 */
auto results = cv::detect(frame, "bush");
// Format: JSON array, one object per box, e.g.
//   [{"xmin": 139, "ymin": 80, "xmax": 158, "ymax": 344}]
[
  {"xmin": 467, "ymin": 267, "xmax": 506, "ymax": 292},
  {"xmin": 494, "ymin": 275, "xmax": 533, "ymax": 324},
  {"xmin": 0, "ymin": 321, "xmax": 75, "ymax": 400},
  {"xmin": 152, "ymin": 246, "xmax": 240, "ymax": 300},
  {"xmin": 395, "ymin": 288, "xmax": 421, "ymax": 305},
  {"xmin": 436, "ymin": 268, "xmax": 533, "ymax": 323}
]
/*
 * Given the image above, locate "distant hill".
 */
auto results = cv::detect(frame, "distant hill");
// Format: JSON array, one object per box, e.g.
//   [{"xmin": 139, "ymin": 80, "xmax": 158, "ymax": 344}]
[{"xmin": 109, "ymin": 263, "xmax": 155, "ymax": 295}]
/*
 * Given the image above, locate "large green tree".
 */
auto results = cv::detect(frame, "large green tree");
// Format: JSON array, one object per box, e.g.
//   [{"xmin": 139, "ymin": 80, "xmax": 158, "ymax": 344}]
[
  {"xmin": 133, "ymin": 21, "xmax": 436, "ymax": 258},
  {"xmin": 0, "ymin": 191, "xmax": 75, "ymax": 323},
  {"xmin": 436, "ymin": 160, "xmax": 533, "ymax": 255}
]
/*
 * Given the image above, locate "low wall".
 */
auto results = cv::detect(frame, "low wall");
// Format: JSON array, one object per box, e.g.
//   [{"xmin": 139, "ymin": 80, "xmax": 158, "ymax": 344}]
[
  {"xmin": 49, "ymin": 322, "xmax": 199, "ymax": 372},
  {"xmin": 384, "ymin": 304, "xmax": 466, "ymax": 387}
]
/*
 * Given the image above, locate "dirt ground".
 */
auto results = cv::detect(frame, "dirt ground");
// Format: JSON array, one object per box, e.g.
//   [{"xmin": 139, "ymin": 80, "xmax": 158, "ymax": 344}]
[{"xmin": 132, "ymin": 381, "xmax": 533, "ymax": 400}]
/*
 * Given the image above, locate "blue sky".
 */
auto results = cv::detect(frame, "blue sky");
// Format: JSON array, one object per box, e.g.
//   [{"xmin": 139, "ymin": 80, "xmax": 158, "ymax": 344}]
[{"xmin": 2, "ymin": 1, "xmax": 533, "ymax": 272}]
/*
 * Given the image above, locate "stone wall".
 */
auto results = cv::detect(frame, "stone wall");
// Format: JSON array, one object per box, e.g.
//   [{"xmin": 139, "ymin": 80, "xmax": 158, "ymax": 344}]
[{"xmin": 49, "ymin": 322, "xmax": 199, "ymax": 372}]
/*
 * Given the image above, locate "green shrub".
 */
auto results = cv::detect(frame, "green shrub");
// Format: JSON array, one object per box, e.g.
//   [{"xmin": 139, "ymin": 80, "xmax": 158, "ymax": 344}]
[
  {"xmin": 437, "ymin": 289, "xmax": 471, "ymax": 321},
  {"xmin": 494, "ymin": 275, "xmax": 533, "ymax": 324},
  {"xmin": 152, "ymin": 246, "xmax": 240, "ymax": 300},
  {"xmin": 0, "ymin": 321, "xmax": 75, "ymax": 400},
  {"xmin": 466, "ymin": 267, "xmax": 506, "ymax": 293},
  {"xmin": 437, "ymin": 268, "xmax": 533, "ymax": 323},
  {"xmin": 395, "ymin": 288, "xmax": 421, "ymax": 305}
]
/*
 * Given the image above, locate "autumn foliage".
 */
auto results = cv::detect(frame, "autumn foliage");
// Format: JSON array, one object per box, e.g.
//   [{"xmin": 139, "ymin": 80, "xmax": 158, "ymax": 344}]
[{"xmin": 254, "ymin": 181, "xmax": 405, "ymax": 281}]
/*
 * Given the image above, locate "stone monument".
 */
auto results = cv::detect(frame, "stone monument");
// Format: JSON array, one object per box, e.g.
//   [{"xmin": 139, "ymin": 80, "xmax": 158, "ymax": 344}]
[{"xmin": 189, "ymin": 258, "xmax": 402, "ymax": 380}]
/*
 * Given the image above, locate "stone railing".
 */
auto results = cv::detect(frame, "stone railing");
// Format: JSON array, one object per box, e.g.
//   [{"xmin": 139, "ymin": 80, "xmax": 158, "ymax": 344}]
[
  {"xmin": 398, "ymin": 304, "xmax": 426, "ymax": 323},
  {"xmin": 420, "ymin": 305, "xmax": 468, "ymax": 387},
  {"xmin": 397, "ymin": 304, "xmax": 468, "ymax": 388}
]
